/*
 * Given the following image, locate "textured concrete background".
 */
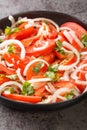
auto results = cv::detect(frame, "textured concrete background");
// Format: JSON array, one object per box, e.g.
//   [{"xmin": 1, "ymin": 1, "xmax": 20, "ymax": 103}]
[{"xmin": 0, "ymin": 0, "xmax": 87, "ymax": 130}]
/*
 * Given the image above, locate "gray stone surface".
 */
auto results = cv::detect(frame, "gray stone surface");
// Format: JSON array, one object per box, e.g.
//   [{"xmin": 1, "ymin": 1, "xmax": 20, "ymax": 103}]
[{"xmin": 0, "ymin": 0, "xmax": 87, "ymax": 130}]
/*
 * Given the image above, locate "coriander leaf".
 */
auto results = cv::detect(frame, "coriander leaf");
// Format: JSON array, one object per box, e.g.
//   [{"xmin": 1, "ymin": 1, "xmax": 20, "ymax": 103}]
[
  {"xmin": 22, "ymin": 81, "xmax": 34, "ymax": 95},
  {"xmin": 56, "ymin": 40, "xmax": 62, "ymax": 48},
  {"xmin": 8, "ymin": 44, "xmax": 15, "ymax": 53},
  {"xmin": 11, "ymin": 28, "xmax": 20, "ymax": 33},
  {"xmin": 8, "ymin": 87, "xmax": 15, "ymax": 94},
  {"xmin": 32, "ymin": 62, "xmax": 43, "ymax": 74},
  {"xmin": 48, "ymin": 64, "xmax": 59, "ymax": 72},
  {"xmin": 45, "ymin": 71, "xmax": 55, "ymax": 79},
  {"xmin": 65, "ymin": 90, "xmax": 74, "ymax": 100},
  {"xmin": 5, "ymin": 26, "xmax": 11, "ymax": 35},
  {"xmin": 81, "ymin": 34, "xmax": 87, "ymax": 47}
]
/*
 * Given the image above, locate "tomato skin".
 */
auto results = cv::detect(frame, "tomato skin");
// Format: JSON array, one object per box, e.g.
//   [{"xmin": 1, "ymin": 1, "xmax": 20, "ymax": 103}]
[
  {"xmin": 53, "ymin": 81, "xmax": 77, "ymax": 89},
  {"xmin": 48, "ymin": 24, "xmax": 58, "ymax": 39},
  {"xmin": 54, "ymin": 51, "xmax": 66, "ymax": 60},
  {"xmin": 43, "ymin": 52, "xmax": 55, "ymax": 64},
  {"xmin": 60, "ymin": 53, "xmax": 76, "ymax": 65},
  {"xmin": 3, "ymin": 53, "xmax": 30, "ymax": 73},
  {"xmin": 0, "ymin": 75, "xmax": 9, "ymax": 85},
  {"xmin": 26, "ymin": 39, "xmax": 56, "ymax": 57},
  {"xmin": 6, "ymin": 26, "xmax": 37, "ymax": 40},
  {"xmin": 61, "ymin": 22, "xmax": 87, "ymax": 39},
  {"xmin": 0, "ymin": 63, "xmax": 15, "ymax": 75},
  {"xmin": 58, "ymin": 31, "xmax": 67, "ymax": 42},
  {"xmin": 2, "ymin": 93, "xmax": 42, "ymax": 103}
]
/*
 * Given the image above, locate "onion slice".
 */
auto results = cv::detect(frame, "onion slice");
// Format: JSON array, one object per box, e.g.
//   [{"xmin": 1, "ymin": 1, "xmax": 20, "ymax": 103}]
[
  {"xmin": 0, "ymin": 39, "xmax": 25, "ymax": 59},
  {"xmin": 0, "ymin": 81, "xmax": 22, "ymax": 94},
  {"xmin": 58, "ymin": 41, "xmax": 80, "ymax": 70},
  {"xmin": 23, "ymin": 59, "xmax": 49, "ymax": 76}
]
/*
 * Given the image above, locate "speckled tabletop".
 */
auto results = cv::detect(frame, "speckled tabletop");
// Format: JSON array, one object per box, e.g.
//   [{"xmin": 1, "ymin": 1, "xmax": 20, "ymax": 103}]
[{"xmin": 0, "ymin": 0, "xmax": 87, "ymax": 130}]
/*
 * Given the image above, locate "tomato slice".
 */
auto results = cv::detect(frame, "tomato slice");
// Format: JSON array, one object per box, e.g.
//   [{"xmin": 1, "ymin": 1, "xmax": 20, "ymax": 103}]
[
  {"xmin": 26, "ymin": 39, "xmax": 56, "ymax": 57},
  {"xmin": 2, "ymin": 93, "xmax": 42, "ymax": 103},
  {"xmin": 6, "ymin": 26, "xmax": 37, "ymax": 40},
  {"xmin": 53, "ymin": 81, "xmax": 77, "ymax": 89},
  {"xmin": 42, "ymin": 52, "xmax": 55, "ymax": 64},
  {"xmin": 48, "ymin": 23, "xmax": 58, "ymax": 39},
  {"xmin": 0, "ymin": 75, "xmax": 9, "ymax": 85},
  {"xmin": 3, "ymin": 53, "xmax": 30, "ymax": 73},
  {"xmin": 54, "ymin": 51, "xmax": 66, "ymax": 60},
  {"xmin": 0, "ymin": 63, "xmax": 15, "ymax": 75},
  {"xmin": 61, "ymin": 22, "xmax": 87, "ymax": 39},
  {"xmin": 60, "ymin": 53, "xmax": 76, "ymax": 65},
  {"xmin": 26, "ymin": 62, "xmax": 47, "ymax": 80}
]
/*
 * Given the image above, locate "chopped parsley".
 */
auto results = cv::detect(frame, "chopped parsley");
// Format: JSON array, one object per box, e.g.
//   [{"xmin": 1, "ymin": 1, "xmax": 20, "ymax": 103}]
[
  {"xmin": 22, "ymin": 81, "xmax": 34, "ymax": 95},
  {"xmin": 48, "ymin": 64, "xmax": 59, "ymax": 72},
  {"xmin": 45, "ymin": 64, "xmax": 60, "ymax": 81},
  {"xmin": 55, "ymin": 40, "xmax": 65, "ymax": 54},
  {"xmin": 65, "ymin": 90, "xmax": 74, "ymax": 100},
  {"xmin": 5, "ymin": 26, "xmax": 20, "ymax": 35},
  {"xmin": 81, "ymin": 34, "xmax": 87, "ymax": 47},
  {"xmin": 32, "ymin": 62, "xmax": 43, "ymax": 74},
  {"xmin": 8, "ymin": 44, "xmax": 15, "ymax": 53}
]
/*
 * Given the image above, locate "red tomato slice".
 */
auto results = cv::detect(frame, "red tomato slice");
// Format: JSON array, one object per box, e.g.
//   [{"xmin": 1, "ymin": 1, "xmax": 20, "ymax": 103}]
[
  {"xmin": 6, "ymin": 26, "xmax": 37, "ymax": 40},
  {"xmin": 2, "ymin": 93, "xmax": 42, "ymax": 103},
  {"xmin": 61, "ymin": 22, "xmax": 87, "ymax": 39},
  {"xmin": 42, "ymin": 52, "xmax": 55, "ymax": 64},
  {"xmin": 0, "ymin": 75, "xmax": 9, "ymax": 85},
  {"xmin": 3, "ymin": 53, "xmax": 30, "ymax": 73},
  {"xmin": 53, "ymin": 81, "xmax": 77, "ymax": 89},
  {"xmin": 54, "ymin": 51, "xmax": 66, "ymax": 60},
  {"xmin": 26, "ymin": 39, "xmax": 56, "ymax": 57},
  {"xmin": 48, "ymin": 23, "xmax": 58, "ymax": 39},
  {"xmin": 60, "ymin": 53, "xmax": 76, "ymax": 65},
  {"xmin": 26, "ymin": 62, "xmax": 47, "ymax": 80},
  {"xmin": 0, "ymin": 63, "xmax": 15, "ymax": 75}
]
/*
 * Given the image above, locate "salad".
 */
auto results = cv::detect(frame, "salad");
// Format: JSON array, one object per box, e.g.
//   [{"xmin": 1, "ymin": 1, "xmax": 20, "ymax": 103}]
[{"xmin": 0, "ymin": 15, "xmax": 87, "ymax": 104}]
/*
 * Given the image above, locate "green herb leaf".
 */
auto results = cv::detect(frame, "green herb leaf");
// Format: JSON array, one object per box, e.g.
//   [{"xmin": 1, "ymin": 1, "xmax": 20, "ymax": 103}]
[
  {"xmin": 8, "ymin": 87, "xmax": 15, "ymax": 94},
  {"xmin": 81, "ymin": 34, "xmax": 87, "ymax": 47},
  {"xmin": 45, "ymin": 71, "xmax": 55, "ymax": 79},
  {"xmin": 6, "ymin": 74, "xmax": 18, "ymax": 80},
  {"xmin": 11, "ymin": 28, "xmax": 20, "ymax": 33},
  {"xmin": 8, "ymin": 44, "xmax": 15, "ymax": 53},
  {"xmin": 5, "ymin": 26, "xmax": 11, "ymax": 35},
  {"xmin": 48, "ymin": 64, "xmax": 59, "ymax": 72},
  {"xmin": 22, "ymin": 81, "xmax": 34, "ymax": 95},
  {"xmin": 5, "ymin": 26, "xmax": 20, "ymax": 35},
  {"xmin": 56, "ymin": 40, "xmax": 62, "ymax": 48},
  {"xmin": 65, "ymin": 90, "xmax": 74, "ymax": 100},
  {"xmin": 32, "ymin": 62, "xmax": 43, "ymax": 74}
]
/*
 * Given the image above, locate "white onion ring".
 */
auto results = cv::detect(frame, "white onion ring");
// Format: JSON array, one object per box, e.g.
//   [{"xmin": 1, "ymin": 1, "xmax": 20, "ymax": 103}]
[
  {"xmin": 23, "ymin": 59, "xmax": 49, "ymax": 76},
  {"xmin": 0, "ymin": 39, "xmax": 25, "ymax": 59},
  {"xmin": 0, "ymin": 81, "xmax": 22, "ymax": 94}
]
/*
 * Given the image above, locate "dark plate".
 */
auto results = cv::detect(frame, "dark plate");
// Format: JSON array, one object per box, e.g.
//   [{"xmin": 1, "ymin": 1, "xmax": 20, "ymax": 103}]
[{"xmin": 0, "ymin": 11, "xmax": 87, "ymax": 111}]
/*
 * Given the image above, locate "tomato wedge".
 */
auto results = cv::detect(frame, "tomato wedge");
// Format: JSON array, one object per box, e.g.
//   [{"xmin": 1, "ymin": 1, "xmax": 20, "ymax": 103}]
[
  {"xmin": 61, "ymin": 22, "xmax": 87, "ymax": 39},
  {"xmin": 26, "ymin": 39, "xmax": 56, "ymax": 57},
  {"xmin": 2, "ymin": 93, "xmax": 42, "ymax": 103},
  {"xmin": 0, "ymin": 75, "xmax": 9, "ymax": 85},
  {"xmin": 48, "ymin": 23, "xmax": 58, "ymax": 39},
  {"xmin": 6, "ymin": 26, "xmax": 37, "ymax": 40},
  {"xmin": 0, "ymin": 63, "xmax": 15, "ymax": 74},
  {"xmin": 60, "ymin": 53, "xmax": 76, "ymax": 65},
  {"xmin": 53, "ymin": 81, "xmax": 77, "ymax": 89}
]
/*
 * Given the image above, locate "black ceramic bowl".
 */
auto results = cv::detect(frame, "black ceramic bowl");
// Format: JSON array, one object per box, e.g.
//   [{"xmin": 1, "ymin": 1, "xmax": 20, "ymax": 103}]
[{"xmin": 0, "ymin": 11, "xmax": 87, "ymax": 111}]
